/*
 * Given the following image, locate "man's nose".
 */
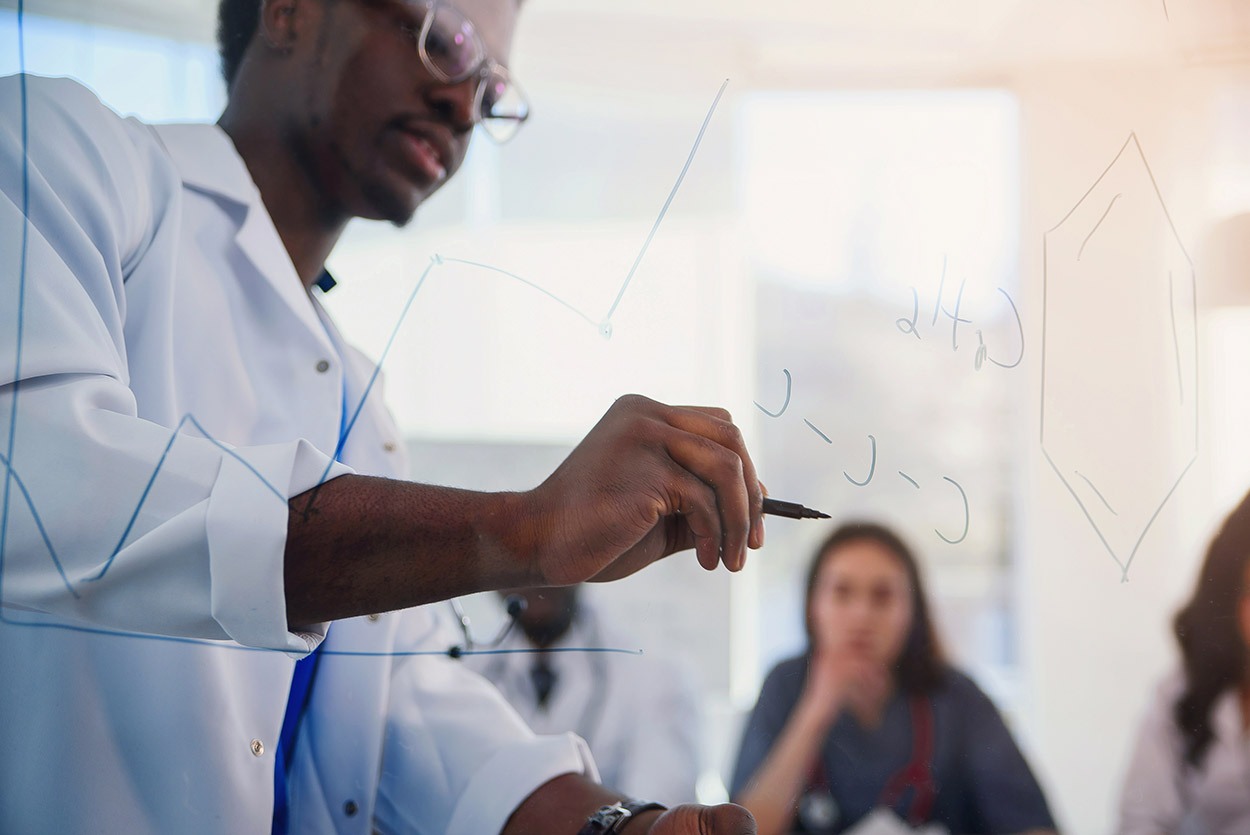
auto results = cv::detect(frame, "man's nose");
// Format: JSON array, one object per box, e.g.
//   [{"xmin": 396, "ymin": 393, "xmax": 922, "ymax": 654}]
[{"xmin": 425, "ymin": 75, "xmax": 477, "ymax": 132}]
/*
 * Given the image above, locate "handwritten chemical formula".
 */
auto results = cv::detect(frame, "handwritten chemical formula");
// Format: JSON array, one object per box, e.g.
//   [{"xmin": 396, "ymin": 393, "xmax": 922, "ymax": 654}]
[{"xmin": 895, "ymin": 256, "xmax": 1024, "ymax": 373}]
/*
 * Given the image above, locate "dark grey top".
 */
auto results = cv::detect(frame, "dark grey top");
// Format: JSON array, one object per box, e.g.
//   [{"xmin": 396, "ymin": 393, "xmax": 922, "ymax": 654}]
[{"xmin": 731, "ymin": 655, "xmax": 1056, "ymax": 834}]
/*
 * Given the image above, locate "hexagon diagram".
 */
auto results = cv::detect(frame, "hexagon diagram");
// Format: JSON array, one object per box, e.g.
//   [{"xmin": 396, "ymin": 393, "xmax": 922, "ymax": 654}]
[{"xmin": 1041, "ymin": 133, "xmax": 1198, "ymax": 581}]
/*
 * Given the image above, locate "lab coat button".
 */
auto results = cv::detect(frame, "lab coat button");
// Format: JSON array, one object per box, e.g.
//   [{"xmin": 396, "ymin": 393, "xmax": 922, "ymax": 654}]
[
  {"xmin": 366, "ymin": 613, "xmax": 380, "ymax": 622},
  {"xmin": 382, "ymin": 441, "xmax": 396, "ymax": 453},
  {"xmin": 250, "ymin": 739, "xmax": 264, "ymax": 757},
  {"xmin": 315, "ymin": 359, "xmax": 330, "ymax": 373},
  {"xmin": 344, "ymin": 800, "xmax": 358, "ymax": 817}
]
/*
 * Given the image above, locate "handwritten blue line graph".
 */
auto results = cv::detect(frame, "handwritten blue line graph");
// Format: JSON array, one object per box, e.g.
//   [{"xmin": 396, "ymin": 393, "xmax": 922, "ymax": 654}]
[{"xmin": 0, "ymin": 3, "xmax": 726, "ymax": 657}]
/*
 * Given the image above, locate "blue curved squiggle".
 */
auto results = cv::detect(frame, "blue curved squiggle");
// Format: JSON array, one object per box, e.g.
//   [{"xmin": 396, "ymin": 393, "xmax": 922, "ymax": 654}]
[
  {"xmin": 935, "ymin": 476, "xmax": 969, "ymax": 545},
  {"xmin": 754, "ymin": 368, "xmax": 791, "ymax": 418},
  {"xmin": 844, "ymin": 434, "xmax": 877, "ymax": 487}
]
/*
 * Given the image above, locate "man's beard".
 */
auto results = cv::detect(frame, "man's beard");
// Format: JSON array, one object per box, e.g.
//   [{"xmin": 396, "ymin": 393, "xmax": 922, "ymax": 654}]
[
  {"xmin": 521, "ymin": 607, "xmax": 577, "ymax": 648},
  {"xmin": 359, "ymin": 177, "xmax": 418, "ymax": 228},
  {"xmin": 290, "ymin": 124, "xmax": 420, "ymax": 228}
]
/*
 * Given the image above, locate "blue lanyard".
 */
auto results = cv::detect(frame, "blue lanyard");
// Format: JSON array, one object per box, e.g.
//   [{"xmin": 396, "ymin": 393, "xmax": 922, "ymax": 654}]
[
  {"xmin": 274, "ymin": 319, "xmax": 350, "ymax": 834},
  {"xmin": 271, "ymin": 645, "xmax": 324, "ymax": 835}
]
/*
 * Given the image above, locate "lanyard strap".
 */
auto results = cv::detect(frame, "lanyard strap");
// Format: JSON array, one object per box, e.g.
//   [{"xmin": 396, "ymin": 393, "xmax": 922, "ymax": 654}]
[
  {"xmin": 274, "ymin": 304, "xmax": 348, "ymax": 833},
  {"xmin": 272, "ymin": 645, "xmax": 325, "ymax": 835},
  {"xmin": 877, "ymin": 694, "xmax": 938, "ymax": 825},
  {"xmin": 803, "ymin": 694, "xmax": 938, "ymax": 827}
]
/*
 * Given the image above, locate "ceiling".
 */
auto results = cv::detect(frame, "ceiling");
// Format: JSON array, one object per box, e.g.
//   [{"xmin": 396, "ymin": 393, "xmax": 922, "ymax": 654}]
[{"xmin": 3, "ymin": 0, "xmax": 1249, "ymax": 80}]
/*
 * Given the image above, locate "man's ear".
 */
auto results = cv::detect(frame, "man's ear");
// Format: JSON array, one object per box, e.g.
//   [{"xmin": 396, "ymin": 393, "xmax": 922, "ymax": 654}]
[{"xmin": 259, "ymin": 0, "xmax": 302, "ymax": 54}]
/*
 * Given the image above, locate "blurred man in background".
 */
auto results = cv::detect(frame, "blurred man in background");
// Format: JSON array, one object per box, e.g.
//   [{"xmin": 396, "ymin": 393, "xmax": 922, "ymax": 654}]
[{"xmin": 470, "ymin": 585, "xmax": 702, "ymax": 808}]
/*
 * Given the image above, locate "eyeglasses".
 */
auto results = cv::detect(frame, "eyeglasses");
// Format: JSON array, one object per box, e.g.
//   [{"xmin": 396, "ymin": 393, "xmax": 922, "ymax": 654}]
[{"xmin": 403, "ymin": 1, "xmax": 530, "ymax": 143}]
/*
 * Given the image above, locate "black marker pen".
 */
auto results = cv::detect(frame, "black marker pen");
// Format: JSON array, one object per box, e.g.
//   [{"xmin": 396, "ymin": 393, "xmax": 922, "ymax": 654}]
[{"xmin": 761, "ymin": 498, "xmax": 830, "ymax": 520}]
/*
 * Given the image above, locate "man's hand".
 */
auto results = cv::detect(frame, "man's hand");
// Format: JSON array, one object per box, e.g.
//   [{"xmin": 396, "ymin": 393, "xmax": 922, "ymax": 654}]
[
  {"xmin": 520, "ymin": 395, "xmax": 766, "ymax": 587},
  {"xmin": 504, "ymin": 775, "xmax": 755, "ymax": 835},
  {"xmin": 283, "ymin": 395, "xmax": 764, "ymax": 625},
  {"xmin": 633, "ymin": 804, "xmax": 757, "ymax": 835}
]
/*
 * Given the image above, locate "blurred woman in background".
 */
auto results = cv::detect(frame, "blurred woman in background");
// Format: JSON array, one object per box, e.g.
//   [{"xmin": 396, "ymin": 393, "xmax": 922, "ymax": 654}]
[
  {"xmin": 1117, "ymin": 490, "xmax": 1250, "ymax": 834},
  {"xmin": 732, "ymin": 522, "xmax": 1056, "ymax": 835}
]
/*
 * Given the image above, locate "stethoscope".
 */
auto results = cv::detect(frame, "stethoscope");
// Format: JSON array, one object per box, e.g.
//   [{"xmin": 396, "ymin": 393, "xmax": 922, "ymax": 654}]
[
  {"xmin": 799, "ymin": 694, "xmax": 938, "ymax": 832},
  {"xmin": 445, "ymin": 594, "xmax": 526, "ymax": 658},
  {"xmin": 469, "ymin": 603, "xmax": 611, "ymax": 747}
]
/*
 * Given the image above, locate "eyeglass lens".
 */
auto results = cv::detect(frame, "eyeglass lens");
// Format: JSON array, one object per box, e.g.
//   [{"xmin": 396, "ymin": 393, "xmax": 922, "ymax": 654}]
[
  {"xmin": 423, "ymin": 6, "xmax": 483, "ymax": 81},
  {"xmin": 420, "ymin": 4, "xmax": 529, "ymax": 139}
]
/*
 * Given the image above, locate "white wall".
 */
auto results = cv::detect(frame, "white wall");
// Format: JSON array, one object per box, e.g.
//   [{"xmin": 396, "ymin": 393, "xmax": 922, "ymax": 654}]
[{"xmin": 1012, "ymin": 61, "xmax": 1240, "ymax": 833}]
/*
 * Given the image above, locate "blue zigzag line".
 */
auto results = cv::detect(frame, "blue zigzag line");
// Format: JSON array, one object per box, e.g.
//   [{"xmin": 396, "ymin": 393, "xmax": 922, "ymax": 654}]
[
  {"xmin": 87, "ymin": 413, "xmax": 287, "ymax": 583},
  {"xmin": 0, "ymin": 450, "xmax": 76, "ymax": 598}
]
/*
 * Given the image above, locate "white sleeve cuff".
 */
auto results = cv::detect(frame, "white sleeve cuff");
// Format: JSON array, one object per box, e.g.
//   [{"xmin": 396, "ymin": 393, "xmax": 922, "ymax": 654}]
[
  {"xmin": 205, "ymin": 438, "xmax": 352, "ymax": 652},
  {"xmin": 444, "ymin": 732, "xmax": 599, "ymax": 835}
]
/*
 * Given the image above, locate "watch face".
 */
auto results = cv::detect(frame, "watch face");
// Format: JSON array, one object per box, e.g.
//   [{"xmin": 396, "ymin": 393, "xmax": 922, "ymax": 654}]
[{"xmin": 798, "ymin": 789, "xmax": 839, "ymax": 831}]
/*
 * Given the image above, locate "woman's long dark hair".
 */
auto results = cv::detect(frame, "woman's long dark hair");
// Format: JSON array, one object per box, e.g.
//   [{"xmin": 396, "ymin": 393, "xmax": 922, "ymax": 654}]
[
  {"xmin": 803, "ymin": 521, "xmax": 946, "ymax": 693},
  {"xmin": 1173, "ymin": 491, "xmax": 1250, "ymax": 767}
]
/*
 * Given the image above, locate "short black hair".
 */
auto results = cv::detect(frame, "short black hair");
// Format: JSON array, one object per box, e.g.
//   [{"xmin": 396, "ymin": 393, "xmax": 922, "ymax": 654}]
[
  {"xmin": 217, "ymin": 0, "xmax": 262, "ymax": 89},
  {"xmin": 217, "ymin": 0, "xmax": 525, "ymax": 90}
]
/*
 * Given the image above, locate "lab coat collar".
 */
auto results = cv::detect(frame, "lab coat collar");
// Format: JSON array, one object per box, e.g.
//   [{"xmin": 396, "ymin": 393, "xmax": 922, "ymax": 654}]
[
  {"xmin": 150, "ymin": 122, "xmax": 336, "ymax": 355},
  {"xmin": 151, "ymin": 122, "xmax": 256, "ymax": 210}
]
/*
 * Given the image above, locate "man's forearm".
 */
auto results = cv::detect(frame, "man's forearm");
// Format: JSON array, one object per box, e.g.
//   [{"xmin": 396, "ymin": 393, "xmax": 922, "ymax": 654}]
[{"xmin": 284, "ymin": 474, "xmax": 539, "ymax": 626}]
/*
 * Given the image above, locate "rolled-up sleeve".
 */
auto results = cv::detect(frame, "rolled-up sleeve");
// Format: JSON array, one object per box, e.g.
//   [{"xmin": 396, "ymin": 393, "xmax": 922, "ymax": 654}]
[{"xmin": 0, "ymin": 75, "xmax": 349, "ymax": 651}]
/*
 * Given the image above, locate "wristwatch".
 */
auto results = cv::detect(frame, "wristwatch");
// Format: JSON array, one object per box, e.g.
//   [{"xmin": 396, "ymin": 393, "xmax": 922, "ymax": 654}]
[{"xmin": 576, "ymin": 800, "xmax": 666, "ymax": 835}]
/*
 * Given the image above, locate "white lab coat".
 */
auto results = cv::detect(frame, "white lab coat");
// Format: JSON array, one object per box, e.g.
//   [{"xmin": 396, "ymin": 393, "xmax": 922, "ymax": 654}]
[
  {"xmin": 466, "ymin": 602, "xmax": 701, "ymax": 808},
  {"xmin": 1117, "ymin": 671, "xmax": 1250, "ymax": 835},
  {"xmin": 0, "ymin": 74, "xmax": 594, "ymax": 834}
]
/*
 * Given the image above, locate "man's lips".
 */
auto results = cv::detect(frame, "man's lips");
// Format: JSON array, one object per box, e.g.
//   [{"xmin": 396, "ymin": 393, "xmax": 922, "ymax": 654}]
[{"xmin": 396, "ymin": 129, "xmax": 448, "ymax": 183}]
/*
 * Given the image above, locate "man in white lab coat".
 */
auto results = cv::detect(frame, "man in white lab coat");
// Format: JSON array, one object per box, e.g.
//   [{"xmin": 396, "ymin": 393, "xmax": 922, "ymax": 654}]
[
  {"xmin": 471, "ymin": 586, "xmax": 702, "ymax": 808},
  {"xmin": 0, "ymin": 0, "xmax": 765, "ymax": 832}
]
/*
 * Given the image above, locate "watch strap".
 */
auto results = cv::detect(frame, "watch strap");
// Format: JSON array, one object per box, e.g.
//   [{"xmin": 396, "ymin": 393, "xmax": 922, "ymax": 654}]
[{"xmin": 576, "ymin": 800, "xmax": 667, "ymax": 835}]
